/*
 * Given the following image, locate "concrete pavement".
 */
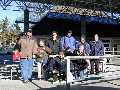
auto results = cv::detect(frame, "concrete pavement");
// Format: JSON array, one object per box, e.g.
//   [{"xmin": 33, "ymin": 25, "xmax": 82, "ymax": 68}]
[{"xmin": 0, "ymin": 64, "xmax": 120, "ymax": 90}]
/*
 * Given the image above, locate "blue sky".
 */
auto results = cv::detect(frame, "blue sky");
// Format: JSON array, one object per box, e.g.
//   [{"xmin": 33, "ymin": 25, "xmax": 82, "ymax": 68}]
[
  {"xmin": 0, "ymin": 8, "xmax": 23, "ymax": 24},
  {"xmin": 0, "ymin": 8, "xmax": 24, "ymax": 31},
  {"xmin": 0, "ymin": 1, "xmax": 43, "ymax": 31},
  {"xmin": 0, "ymin": 1, "xmax": 24, "ymax": 31},
  {"xmin": 0, "ymin": 1, "xmax": 23, "ymax": 24}
]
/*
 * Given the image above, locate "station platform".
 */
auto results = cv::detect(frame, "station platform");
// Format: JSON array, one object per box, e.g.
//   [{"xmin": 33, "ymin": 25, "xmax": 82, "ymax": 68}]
[{"xmin": 0, "ymin": 64, "xmax": 120, "ymax": 90}]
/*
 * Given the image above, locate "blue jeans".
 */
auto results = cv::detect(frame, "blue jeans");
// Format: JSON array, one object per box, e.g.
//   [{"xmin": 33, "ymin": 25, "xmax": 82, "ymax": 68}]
[
  {"xmin": 79, "ymin": 69, "xmax": 88, "ymax": 79},
  {"xmin": 20, "ymin": 58, "xmax": 34, "ymax": 81},
  {"xmin": 42, "ymin": 56, "xmax": 48, "ymax": 68},
  {"xmin": 74, "ymin": 69, "xmax": 88, "ymax": 80}
]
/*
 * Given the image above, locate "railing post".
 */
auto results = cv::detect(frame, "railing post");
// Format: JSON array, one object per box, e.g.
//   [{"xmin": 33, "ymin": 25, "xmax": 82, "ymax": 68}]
[
  {"xmin": 104, "ymin": 47, "xmax": 106, "ymax": 55},
  {"xmin": 38, "ymin": 62, "xmax": 42, "ymax": 80},
  {"xmin": 112, "ymin": 47, "xmax": 115, "ymax": 55},
  {"xmin": 10, "ymin": 66, "xmax": 13, "ymax": 80},
  {"xmin": 66, "ymin": 56, "xmax": 71, "ymax": 90}
]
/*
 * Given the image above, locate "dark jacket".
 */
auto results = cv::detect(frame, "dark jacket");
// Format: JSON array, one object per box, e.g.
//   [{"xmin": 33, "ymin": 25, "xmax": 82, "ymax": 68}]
[
  {"xmin": 45, "ymin": 38, "xmax": 61, "ymax": 55},
  {"xmin": 76, "ymin": 42, "xmax": 91, "ymax": 56},
  {"xmin": 36, "ymin": 46, "xmax": 52, "ymax": 62},
  {"xmin": 18, "ymin": 36, "xmax": 38, "ymax": 58},
  {"xmin": 90, "ymin": 40, "xmax": 104, "ymax": 56},
  {"xmin": 83, "ymin": 42, "xmax": 91, "ymax": 56}
]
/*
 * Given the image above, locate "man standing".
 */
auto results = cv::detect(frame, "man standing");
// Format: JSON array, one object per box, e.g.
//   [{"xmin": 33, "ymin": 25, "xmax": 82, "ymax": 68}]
[
  {"xmin": 18, "ymin": 30, "xmax": 37, "ymax": 83},
  {"xmin": 61, "ymin": 30, "xmax": 76, "ymax": 55},
  {"xmin": 90, "ymin": 34, "xmax": 104, "ymax": 75}
]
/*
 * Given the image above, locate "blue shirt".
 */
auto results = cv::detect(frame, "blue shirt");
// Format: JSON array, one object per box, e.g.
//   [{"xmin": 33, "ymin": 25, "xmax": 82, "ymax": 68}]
[{"xmin": 60, "ymin": 36, "xmax": 76, "ymax": 53}]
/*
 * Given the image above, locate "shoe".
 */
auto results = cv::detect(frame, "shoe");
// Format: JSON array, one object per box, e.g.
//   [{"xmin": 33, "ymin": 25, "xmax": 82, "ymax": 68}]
[
  {"xmin": 53, "ymin": 74, "xmax": 58, "ymax": 82},
  {"xmin": 90, "ymin": 71, "xmax": 94, "ymax": 74},
  {"xmin": 23, "ymin": 80, "xmax": 28, "ymax": 83},
  {"xmin": 95, "ymin": 72, "xmax": 100, "ymax": 75},
  {"xmin": 48, "ymin": 77, "xmax": 53, "ymax": 81},
  {"xmin": 37, "ymin": 78, "xmax": 41, "ymax": 80},
  {"xmin": 28, "ymin": 79, "xmax": 32, "ymax": 82},
  {"xmin": 53, "ymin": 69, "xmax": 59, "ymax": 74}
]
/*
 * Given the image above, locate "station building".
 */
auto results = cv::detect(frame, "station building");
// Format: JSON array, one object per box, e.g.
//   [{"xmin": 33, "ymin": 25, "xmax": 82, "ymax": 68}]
[{"xmin": 32, "ymin": 6, "xmax": 120, "ymax": 55}]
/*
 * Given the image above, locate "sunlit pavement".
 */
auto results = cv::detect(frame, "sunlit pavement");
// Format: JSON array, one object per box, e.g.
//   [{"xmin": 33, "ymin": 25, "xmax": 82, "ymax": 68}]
[{"xmin": 0, "ymin": 64, "xmax": 120, "ymax": 90}]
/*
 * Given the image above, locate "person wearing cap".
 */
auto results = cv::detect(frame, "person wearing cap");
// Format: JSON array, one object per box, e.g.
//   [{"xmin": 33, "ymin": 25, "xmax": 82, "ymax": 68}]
[
  {"xmin": 17, "ymin": 30, "xmax": 38, "ymax": 83},
  {"xmin": 60, "ymin": 30, "xmax": 76, "ymax": 55}
]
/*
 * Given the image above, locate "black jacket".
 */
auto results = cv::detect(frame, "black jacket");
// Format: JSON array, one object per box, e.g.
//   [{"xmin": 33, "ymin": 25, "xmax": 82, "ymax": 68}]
[
  {"xmin": 90, "ymin": 40, "xmax": 104, "ymax": 56},
  {"xmin": 45, "ymin": 38, "xmax": 61, "ymax": 55}
]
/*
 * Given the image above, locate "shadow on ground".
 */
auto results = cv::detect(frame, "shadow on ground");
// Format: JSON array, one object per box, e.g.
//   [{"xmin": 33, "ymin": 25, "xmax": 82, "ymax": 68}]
[
  {"xmin": 37, "ymin": 85, "xmax": 120, "ymax": 90},
  {"xmin": 30, "ymin": 77, "xmax": 120, "ymax": 90}
]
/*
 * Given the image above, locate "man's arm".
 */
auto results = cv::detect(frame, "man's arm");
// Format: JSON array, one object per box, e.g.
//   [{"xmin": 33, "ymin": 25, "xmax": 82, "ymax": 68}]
[
  {"xmin": 44, "ymin": 46, "xmax": 52, "ymax": 54},
  {"xmin": 98, "ymin": 41, "xmax": 104, "ymax": 56},
  {"xmin": 32, "ymin": 40, "xmax": 38, "ymax": 55},
  {"xmin": 85, "ymin": 43, "xmax": 91, "ymax": 56},
  {"xmin": 60, "ymin": 37, "xmax": 65, "ymax": 51}
]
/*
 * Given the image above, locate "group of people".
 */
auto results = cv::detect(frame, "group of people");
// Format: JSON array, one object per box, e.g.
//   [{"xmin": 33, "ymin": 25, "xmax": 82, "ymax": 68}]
[{"xmin": 13, "ymin": 29, "xmax": 104, "ymax": 83}]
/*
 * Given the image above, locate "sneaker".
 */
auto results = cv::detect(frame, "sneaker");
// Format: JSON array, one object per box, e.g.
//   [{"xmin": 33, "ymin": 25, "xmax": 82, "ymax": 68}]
[
  {"xmin": 28, "ymin": 79, "xmax": 32, "ymax": 82},
  {"xmin": 48, "ymin": 77, "xmax": 54, "ymax": 81},
  {"xmin": 95, "ymin": 72, "xmax": 100, "ymax": 75},
  {"xmin": 23, "ymin": 80, "xmax": 28, "ymax": 83},
  {"xmin": 53, "ymin": 74, "xmax": 58, "ymax": 82},
  {"xmin": 90, "ymin": 71, "xmax": 94, "ymax": 74},
  {"xmin": 53, "ymin": 70, "xmax": 59, "ymax": 74}
]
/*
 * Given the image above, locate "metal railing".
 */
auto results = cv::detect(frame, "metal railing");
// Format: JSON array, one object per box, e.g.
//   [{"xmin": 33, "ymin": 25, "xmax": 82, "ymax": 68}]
[
  {"xmin": 63, "ymin": 55, "xmax": 120, "ymax": 90},
  {"xmin": 49, "ymin": 54, "xmax": 120, "ymax": 89}
]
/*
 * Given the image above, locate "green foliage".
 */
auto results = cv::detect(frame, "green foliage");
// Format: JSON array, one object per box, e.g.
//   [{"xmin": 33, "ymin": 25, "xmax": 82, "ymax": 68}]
[
  {"xmin": 13, "ymin": 23, "xmax": 21, "ymax": 34},
  {"xmin": 1, "ymin": 17, "xmax": 9, "ymax": 32},
  {"xmin": 0, "ymin": 17, "xmax": 21, "ymax": 45}
]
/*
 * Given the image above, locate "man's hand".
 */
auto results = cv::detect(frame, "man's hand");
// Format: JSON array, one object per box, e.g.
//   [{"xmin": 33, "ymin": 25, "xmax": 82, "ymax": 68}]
[
  {"xmin": 42, "ymin": 46, "xmax": 46, "ymax": 50},
  {"xmin": 59, "ymin": 51, "xmax": 65, "ymax": 59},
  {"xmin": 67, "ymin": 49, "xmax": 74, "ymax": 53},
  {"xmin": 32, "ymin": 54, "xmax": 36, "ymax": 58}
]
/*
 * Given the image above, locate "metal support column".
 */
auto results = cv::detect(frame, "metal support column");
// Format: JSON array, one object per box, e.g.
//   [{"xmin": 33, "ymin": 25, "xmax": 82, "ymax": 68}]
[
  {"xmin": 24, "ymin": 9, "xmax": 29, "ymax": 32},
  {"xmin": 81, "ymin": 15, "xmax": 86, "ymax": 38}
]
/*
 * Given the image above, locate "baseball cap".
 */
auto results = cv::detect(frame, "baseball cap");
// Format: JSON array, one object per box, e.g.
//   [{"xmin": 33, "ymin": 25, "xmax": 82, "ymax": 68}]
[{"xmin": 68, "ymin": 30, "xmax": 72, "ymax": 33}]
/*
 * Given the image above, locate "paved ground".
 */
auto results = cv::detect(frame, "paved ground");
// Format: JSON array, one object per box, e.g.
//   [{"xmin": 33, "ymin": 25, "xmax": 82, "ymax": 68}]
[{"xmin": 0, "ymin": 64, "xmax": 120, "ymax": 90}]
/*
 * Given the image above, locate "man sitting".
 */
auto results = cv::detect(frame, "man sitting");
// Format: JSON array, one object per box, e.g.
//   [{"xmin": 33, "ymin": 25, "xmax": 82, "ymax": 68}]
[{"xmin": 73, "ymin": 44, "xmax": 89, "ymax": 80}]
